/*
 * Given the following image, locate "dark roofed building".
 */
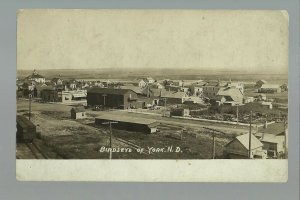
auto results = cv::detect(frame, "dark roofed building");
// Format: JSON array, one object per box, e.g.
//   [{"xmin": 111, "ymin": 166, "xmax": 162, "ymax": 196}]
[
  {"xmin": 16, "ymin": 115, "xmax": 36, "ymax": 142},
  {"xmin": 87, "ymin": 88, "xmax": 141, "ymax": 109},
  {"xmin": 95, "ymin": 113, "xmax": 159, "ymax": 134}
]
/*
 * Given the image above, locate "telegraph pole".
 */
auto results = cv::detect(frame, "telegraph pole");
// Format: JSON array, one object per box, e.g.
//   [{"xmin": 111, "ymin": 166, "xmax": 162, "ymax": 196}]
[
  {"xmin": 102, "ymin": 121, "xmax": 118, "ymax": 159},
  {"xmin": 202, "ymin": 127, "xmax": 225, "ymax": 159},
  {"xmin": 28, "ymin": 94, "xmax": 32, "ymax": 121},
  {"xmin": 248, "ymin": 111, "xmax": 252, "ymax": 159},
  {"xmin": 102, "ymin": 94, "xmax": 107, "ymax": 107},
  {"xmin": 212, "ymin": 130, "xmax": 215, "ymax": 159},
  {"xmin": 236, "ymin": 104, "xmax": 239, "ymax": 124}
]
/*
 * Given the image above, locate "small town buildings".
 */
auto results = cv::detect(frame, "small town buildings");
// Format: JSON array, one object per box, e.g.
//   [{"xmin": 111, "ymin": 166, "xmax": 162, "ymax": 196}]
[
  {"xmin": 70, "ymin": 107, "xmax": 86, "ymax": 119},
  {"xmin": 61, "ymin": 90, "xmax": 87, "ymax": 103},
  {"xmin": 87, "ymin": 88, "xmax": 141, "ymax": 109},
  {"xmin": 138, "ymin": 77, "xmax": 156, "ymax": 88},
  {"xmin": 215, "ymin": 87, "xmax": 244, "ymax": 106},
  {"xmin": 160, "ymin": 91, "xmax": 188, "ymax": 104},
  {"xmin": 258, "ymin": 84, "xmax": 281, "ymax": 93},
  {"xmin": 244, "ymin": 96, "xmax": 255, "ymax": 104},
  {"xmin": 256, "ymin": 94, "xmax": 267, "ymax": 101},
  {"xmin": 202, "ymin": 81, "xmax": 223, "ymax": 99},
  {"xmin": 224, "ymin": 133, "xmax": 267, "ymax": 159},
  {"xmin": 190, "ymin": 85, "xmax": 204, "ymax": 97},
  {"xmin": 138, "ymin": 79, "xmax": 148, "ymax": 88},
  {"xmin": 170, "ymin": 108, "xmax": 190, "ymax": 117},
  {"xmin": 255, "ymin": 79, "xmax": 267, "ymax": 88},
  {"xmin": 34, "ymin": 84, "xmax": 52, "ymax": 98},
  {"xmin": 40, "ymin": 88, "xmax": 60, "ymax": 102},
  {"xmin": 51, "ymin": 77, "xmax": 63, "ymax": 85},
  {"xmin": 25, "ymin": 70, "xmax": 45, "ymax": 83},
  {"xmin": 95, "ymin": 113, "xmax": 160, "ymax": 134},
  {"xmin": 261, "ymin": 101, "xmax": 273, "ymax": 109},
  {"xmin": 226, "ymin": 81, "xmax": 244, "ymax": 95},
  {"xmin": 146, "ymin": 77, "xmax": 155, "ymax": 84},
  {"xmin": 255, "ymin": 122, "xmax": 287, "ymax": 158},
  {"xmin": 120, "ymin": 85, "xmax": 144, "ymax": 95}
]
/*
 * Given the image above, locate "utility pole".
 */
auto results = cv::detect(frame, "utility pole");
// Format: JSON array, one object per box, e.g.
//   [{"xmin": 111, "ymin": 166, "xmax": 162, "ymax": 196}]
[
  {"xmin": 163, "ymin": 98, "xmax": 167, "ymax": 109},
  {"xmin": 102, "ymin": 94, "xmax": 107, "ymax": 107},
  {"xmin": 162, "ymin": 98, "xmax": 167, "ymax": 116},
  {"xmin": 102, "ymin": 121, "xmax": 118, "ymax": 159},
  {"xmin": 28, "ymin": 94, "xmax": 32, "ymax": 121},
  {"xmin": 202, "ymin": 127, "xmax": 225, "ymax": 159},
  {"xmin": 212, "ymin": 130, "xmax": 215, "ymax": 159},
  {"xmin": 236, "ymin": 104, "xmax": 239, "ymax": 124},
  {"xmin": 248, "ymin": 111, "xmax": 252, "ymax": 159}
]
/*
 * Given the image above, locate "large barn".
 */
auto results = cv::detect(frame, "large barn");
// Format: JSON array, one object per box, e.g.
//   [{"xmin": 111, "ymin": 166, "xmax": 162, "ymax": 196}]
[
  {"xmin": 95, "ymin": 113, "xmax": 159, "ymax": 134},
  {"xmin": 87, "ymin": 88, "xmax": 143, "ymax": 109}
]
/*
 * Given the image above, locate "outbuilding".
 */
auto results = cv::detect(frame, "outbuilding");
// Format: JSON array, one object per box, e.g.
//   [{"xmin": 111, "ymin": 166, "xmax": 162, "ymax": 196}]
[
  {"xmin": 95, "ymin": 113, "xmax": 159, "ymax": 134},
  {"xmin": 70, "ymin": 107, "xmax": 86, "ymax": 119},
  {"xmin": 224, "ymin": 133, "xmax": 267, "ymax": 159}
]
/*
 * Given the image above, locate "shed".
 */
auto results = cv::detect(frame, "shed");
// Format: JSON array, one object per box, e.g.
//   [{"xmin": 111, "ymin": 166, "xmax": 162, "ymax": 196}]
[
  {"xmin": 70, "ymin": 107, "xmax": 86, "ymax": 119},
  {"xmin": 224, "ymin": 133, "xmax": 267, "ymax": 159},
  {"xmin": 95, "ymin": 113, "xmax": 160, "ymax": 134}
]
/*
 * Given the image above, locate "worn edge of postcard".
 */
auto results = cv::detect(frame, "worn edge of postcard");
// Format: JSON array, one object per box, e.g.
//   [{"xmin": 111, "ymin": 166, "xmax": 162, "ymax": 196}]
[{"xmin": 16, "ymin": 160, "xmax": 288, "ymax": 182}]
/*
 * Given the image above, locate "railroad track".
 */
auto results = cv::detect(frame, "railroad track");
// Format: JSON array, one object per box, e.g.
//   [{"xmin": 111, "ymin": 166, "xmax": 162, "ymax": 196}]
[
  {"xmin": 93, "ymin": 126, "xmax": 152, "ymax": 155},
  {"xmin": 114, "ymin": 137, "xmax": 151, "ymax": 155},
  {"xmin": 26, "ymin": 142, "xmax": 48, "ymax": 159}
]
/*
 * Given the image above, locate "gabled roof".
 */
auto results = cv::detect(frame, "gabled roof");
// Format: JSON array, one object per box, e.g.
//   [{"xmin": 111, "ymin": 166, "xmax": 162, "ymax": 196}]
[
  {"xmin": 234, "ymin": 134, "xmax": 263, "ymax": 150},
  {"xmin": 260, "ymin": 133, "xmax": 283, "ymax": 144},
  {"xmin": 161, "ymin": 91, "xmax": 187, "ymax": 99},
  {"xmin": 120, "ymin": 85, "xmax": 143, "ymax": 94},
  {"xmin": 142, "ymin": 87, "xmax": 164, "ymax": 97},
  {"xmin": 257, "ymin": 80, "xmax": 267, "ymax": 84},
  {"xmin": 216, "ymin": 87, "xmax": 243, "ymax": 101},
  {"xmin": 96, "ymin": 113, "xmax": 158, "ymax": 125},
  {"xmin": 257, "ymin": 122, "xmax": 286, "ymax": 136},
  {"xmin": 87, "ymin": 87, "xmax": 137, "ymax": 95}
]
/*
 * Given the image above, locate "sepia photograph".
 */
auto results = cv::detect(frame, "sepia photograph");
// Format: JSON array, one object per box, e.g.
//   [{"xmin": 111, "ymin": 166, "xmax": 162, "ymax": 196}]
[{"xmin": 15, "ymin": 9, "xmax": 289, "ymax": 181}]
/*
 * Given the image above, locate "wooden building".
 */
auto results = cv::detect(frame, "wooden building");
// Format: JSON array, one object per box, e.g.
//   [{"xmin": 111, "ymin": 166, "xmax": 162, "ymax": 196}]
[
  {"xmin": 16, "ymin": 115, "xmax": 36, "ymax": 143},
  {"xmin": 95, "ymin": 113, "xmax": 159, "ymax": 134},
  {"xmin": 224, "ymin": 133, "xmax": 267, "ymax": 159},
  {"xmin": 70, "ymin": 107, "xmax": 86, "ymax": 119},
  {"xmin": 87, "ymin": 88, "xmax": 141, "ymax": 109},
  {"xmin": 40, "ymin": 89, "xmax": 60, "ymax": 102}
]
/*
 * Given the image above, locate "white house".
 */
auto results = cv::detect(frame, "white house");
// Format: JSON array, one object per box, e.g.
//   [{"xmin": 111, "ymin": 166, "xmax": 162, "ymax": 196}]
[{"xmin": 26, "ymin": 69, "xmax": 45, "ymax": 83}]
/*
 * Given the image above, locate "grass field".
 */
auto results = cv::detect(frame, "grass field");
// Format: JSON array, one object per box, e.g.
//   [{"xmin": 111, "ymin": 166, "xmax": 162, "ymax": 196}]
[{"xmin": 17, "ymin": 99, "xmax": 232, "ymax": 159}]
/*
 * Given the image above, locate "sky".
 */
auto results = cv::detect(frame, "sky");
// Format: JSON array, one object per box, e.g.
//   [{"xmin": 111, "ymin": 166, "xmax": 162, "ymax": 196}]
[{"xmin": 17, "ymin": 10, "xmax": 288, "ymax": 73}]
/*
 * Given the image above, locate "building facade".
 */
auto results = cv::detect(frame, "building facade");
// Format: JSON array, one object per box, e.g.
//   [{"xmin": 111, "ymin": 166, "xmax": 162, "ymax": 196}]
[{"xmin": 87, "ymin": 88, "xmax": 141, "ymax": 109}]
